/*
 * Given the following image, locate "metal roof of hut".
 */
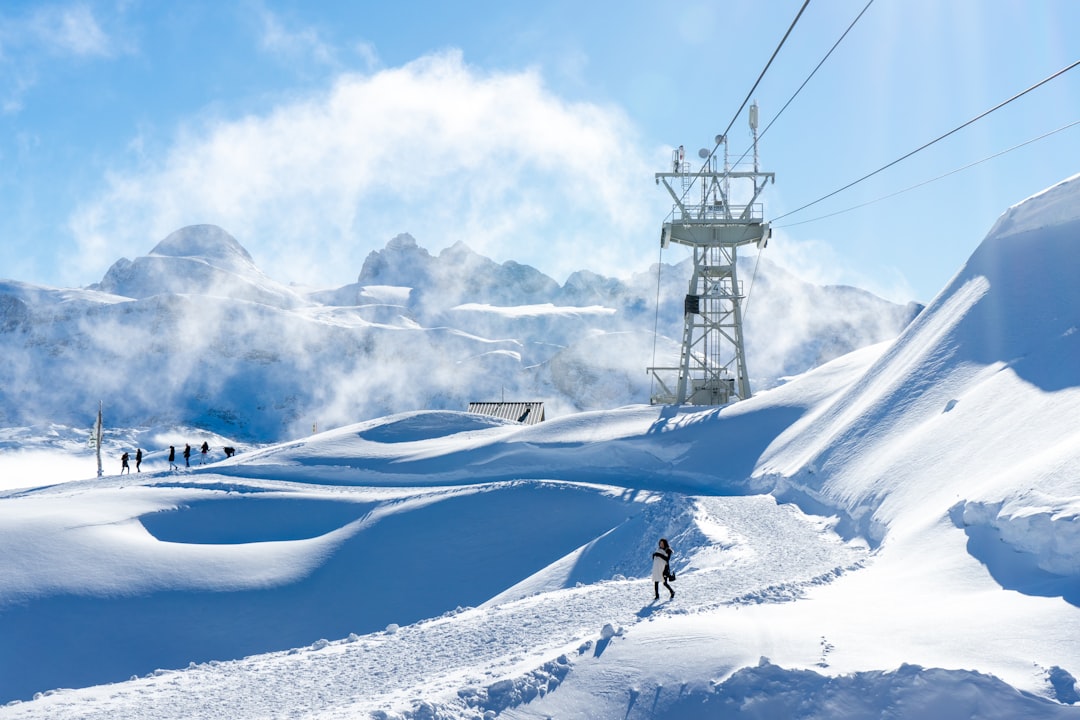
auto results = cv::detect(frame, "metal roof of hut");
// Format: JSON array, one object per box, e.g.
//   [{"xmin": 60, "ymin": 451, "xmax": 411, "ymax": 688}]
[{"xmin": 467, "ymin": 401, "xmax": 546, "ymax": 425}]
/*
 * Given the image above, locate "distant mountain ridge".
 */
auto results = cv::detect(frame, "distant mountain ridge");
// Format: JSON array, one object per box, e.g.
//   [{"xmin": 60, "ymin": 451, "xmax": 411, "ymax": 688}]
[
  {"xmin": 0, "ymin": 225, "xmax": 920, "ymax": 441},
  {"xmin": 93, "ymin": 225, "xmax": 305, "ymax": 309}
]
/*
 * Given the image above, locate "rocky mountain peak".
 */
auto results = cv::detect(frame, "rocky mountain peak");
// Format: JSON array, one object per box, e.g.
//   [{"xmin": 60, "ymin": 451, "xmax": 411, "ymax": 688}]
[{"xmin": 149, "ymin": 224, "xmax": 256, "ymax": 271}]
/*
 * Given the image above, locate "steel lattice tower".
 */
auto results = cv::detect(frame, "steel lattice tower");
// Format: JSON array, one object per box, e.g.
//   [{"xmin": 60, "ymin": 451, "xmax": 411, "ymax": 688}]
[{"xmin": 649, "ymin": 104, "xmax": 775, "ymax": 406}]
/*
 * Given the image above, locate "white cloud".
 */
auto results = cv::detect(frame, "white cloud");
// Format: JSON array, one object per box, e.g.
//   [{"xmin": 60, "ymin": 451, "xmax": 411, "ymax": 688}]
[
  {"xmin": 766, "ymin": 229, "xmax": 918, "ymax": 305},
  {"xmin": 39, "ymin": 4, "xmax": 112, "ymax": 57},
  {"xmin": 68, "ymin": 51, "xmax": 663, "ymax": 288},
  {"xmin": 258, "ymin": 8, "xmax": 336, "ymax": 67},
  {"xmin": 765, "ymin": 230, "xmax": 848, "ymax": 287},
  {"xmin": 1, "ymin": 68, "xmax": 35, "ymax": 114},
  {"xmin": 353, "ymin": 41, "xmax": 379, "ymax": 70},
  {"xmin": 0, "ymin": 3, "xmax": 115, "ymax": 111}
]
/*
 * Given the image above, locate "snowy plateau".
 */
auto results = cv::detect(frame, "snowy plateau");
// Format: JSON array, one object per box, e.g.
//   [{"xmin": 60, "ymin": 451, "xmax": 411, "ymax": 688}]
[{"xmin": 1, "ymin": 172, "xmax": 1080, "ymax": 718}]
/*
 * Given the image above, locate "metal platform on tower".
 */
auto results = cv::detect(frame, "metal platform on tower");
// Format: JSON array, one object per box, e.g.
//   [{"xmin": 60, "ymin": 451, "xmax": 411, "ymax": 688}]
[{"xmin": 648, "ymin": 103, "xmax": 775, "ymax": 407}]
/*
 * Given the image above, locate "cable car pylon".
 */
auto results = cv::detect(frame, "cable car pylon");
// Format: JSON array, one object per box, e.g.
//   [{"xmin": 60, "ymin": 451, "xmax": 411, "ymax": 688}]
[{"xmin": 648, "ymin": 103, "xmax": 775, "ymax": 406}]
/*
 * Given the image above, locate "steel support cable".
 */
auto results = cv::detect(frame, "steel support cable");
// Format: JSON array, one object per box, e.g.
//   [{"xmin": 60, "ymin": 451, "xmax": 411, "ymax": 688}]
[
  {"xmin": 719, "ymin": 0, "xmax": 811, "ymax": 144},
  {"xmin": 738, "ymin": 0, "xmax": 876, "ymax": 321},
  {"xmin": 729, "ymin": 0, "xmax": 875, "ymax": 172},
  {"xmin": 649, "ymin": 241, "xmax": 665, "ymax": 391},
  {"xmin": 741, "ymin": 248, "xmax": 766, "ymax": 320},
  {"xmin": 677, "ymin": 0, "xmax": 811, "ymax": 206},
  {"xmin": 748, "ymin": 122, "xmax": 1080, "ymax": 319},
  {"xmin": 773, "ymin": 58, "xmax": 1080, "ymax": 224},
  {"xmin": 775, "ymin": 118, "xmax": 1080, "ymax": 229}
]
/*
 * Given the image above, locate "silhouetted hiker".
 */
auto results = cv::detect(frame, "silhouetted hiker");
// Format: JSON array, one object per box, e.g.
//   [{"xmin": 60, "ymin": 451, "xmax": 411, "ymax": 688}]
[
  {"xmin": 184, "ymin": 444, "xmax": 191, "ymax": 467},
  {"xmin": 120, "ymin": 452, "xmax": 130, "ymax": 475},
  {"xmin": 168, "ymin": 445, "xmax": 177, "ymax": 470},
  {"xmin": 652, "ymin": 538, "xmax": 674, "ymax": 600},
  {"xmin": 223, "ymin": 446, "xmax": 235, "ymax": 458},
  {"xmin": 200, "ymin": 441, "xmax": 209, "ymax": 463},
  {"xmin": 135, "ymin": 448, "xmax": 142, "ymax": 472}
]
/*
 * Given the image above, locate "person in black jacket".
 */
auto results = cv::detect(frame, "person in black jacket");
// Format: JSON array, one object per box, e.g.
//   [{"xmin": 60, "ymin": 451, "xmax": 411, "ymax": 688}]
[{"xmin": 651, "ymin": 537, "xmax": 674, "ymax": 600}]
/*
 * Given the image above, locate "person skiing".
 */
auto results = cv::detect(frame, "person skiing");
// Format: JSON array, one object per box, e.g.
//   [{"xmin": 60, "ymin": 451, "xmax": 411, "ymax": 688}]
[
  {"xmin": 135, "ymin": 448, "xmax": 142, "ymax": 473},
  {"xmin": 168, "ymin": 445, "xmax": 177, "ymax": 470},
  {"xmin": 120, "ymin": 452, "xmax": 130, "ymax": 475},
  {"xmin": 183, "ymin": 443, "xmax": 191, "ymax": 467},
  {"xmin": 651, "ymin": 537, "xmax": 674, "ymax": 600}
]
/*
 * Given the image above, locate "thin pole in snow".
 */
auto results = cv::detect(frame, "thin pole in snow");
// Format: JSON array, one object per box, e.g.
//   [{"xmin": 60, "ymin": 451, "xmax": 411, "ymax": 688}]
[{"xmin": 95, "ymin": 401, "xmax": 103, "ymax": 478}]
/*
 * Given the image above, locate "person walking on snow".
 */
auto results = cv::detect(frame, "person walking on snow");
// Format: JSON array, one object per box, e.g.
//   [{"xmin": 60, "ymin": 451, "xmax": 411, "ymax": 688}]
[
  {"xmin": 652, "ymin": 537, "xmax": 674, "ymax": 600},
  {"xmin": 120, "ymin": 452, "xmax": 130, "ymax": 475},
  {"xmin": 135, "ymin": 448, "xmax": 142, "ymax": 472},
  {"xmin": 183, "ymin": 443, "xmax": 191, "ymax": 467},
  {"xmin": 168, "ymin": 445, "xmax": 177, "ymax": 470}
]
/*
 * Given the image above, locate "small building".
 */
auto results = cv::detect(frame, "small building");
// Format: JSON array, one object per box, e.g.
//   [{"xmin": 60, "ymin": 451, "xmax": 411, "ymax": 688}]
[{"xmin": 468, "ymin": 401, "xmax": 546, "ymax": 425}]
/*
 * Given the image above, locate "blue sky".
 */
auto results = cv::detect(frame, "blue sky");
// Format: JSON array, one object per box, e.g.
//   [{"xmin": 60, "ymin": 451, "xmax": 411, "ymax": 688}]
[{"xmin": 1, "ymin": 0, "xmax": 1077, "ymax": 303}]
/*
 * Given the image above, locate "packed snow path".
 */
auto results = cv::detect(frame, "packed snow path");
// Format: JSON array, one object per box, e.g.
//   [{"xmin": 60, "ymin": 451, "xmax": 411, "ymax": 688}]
[{"xmin": 1, "ymin": 495, "xmax": 866, "ymax": 719}]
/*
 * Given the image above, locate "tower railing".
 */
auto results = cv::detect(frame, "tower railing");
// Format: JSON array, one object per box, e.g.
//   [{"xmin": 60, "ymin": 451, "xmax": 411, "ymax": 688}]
[{"xmin": 674, "ymin": 202, "xmax": 765, "ymax": 224}]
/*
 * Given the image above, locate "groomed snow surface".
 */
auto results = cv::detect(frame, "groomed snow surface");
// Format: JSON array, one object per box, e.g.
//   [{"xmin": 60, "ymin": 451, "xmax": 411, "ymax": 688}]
[{"xmin": 3, "ymin": 173, "xmax": 1080, "ymax": 718}]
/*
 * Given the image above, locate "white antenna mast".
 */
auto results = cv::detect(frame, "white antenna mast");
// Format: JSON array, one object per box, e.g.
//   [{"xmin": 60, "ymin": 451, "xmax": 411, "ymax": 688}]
[{"xmin": 749, "ymin": 101, "xmax": 760, "ymax": 173}]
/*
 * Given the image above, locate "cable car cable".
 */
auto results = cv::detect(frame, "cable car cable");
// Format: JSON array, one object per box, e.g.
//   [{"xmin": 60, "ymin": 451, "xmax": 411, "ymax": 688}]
[
  {"xmin": 719, "ymin": 0, "xmax": 812, "ymax": 147},
  {"xmin": 730, "ymin": 0, "xmax": 875, "ymax": 173},
  {"xmin": 773, "ymin": 58, "xmax": 1080, "ymax": 224},
  {"xmin": 678, "ymin": 0, "xmax": 811, "ymax": 206},
  {"xmin": 740, "ymin": 0, "xmax": 877, "ymax": 320},
  {"xmin": 649, "ymin": 241, "xmax": 665, "ymax": 392},
  {"xmin": 775, "ymin": 118, "xmax": 1080, "ymax": 229}
]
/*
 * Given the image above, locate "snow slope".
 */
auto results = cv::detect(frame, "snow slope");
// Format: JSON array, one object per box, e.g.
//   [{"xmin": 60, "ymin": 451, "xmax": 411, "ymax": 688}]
[{"xmin": 2, "ymin": 174, "xmax": 1080, "ymax": 718}]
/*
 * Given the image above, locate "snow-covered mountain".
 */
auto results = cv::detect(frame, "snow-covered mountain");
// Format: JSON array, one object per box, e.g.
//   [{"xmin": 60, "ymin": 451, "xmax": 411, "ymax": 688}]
[
  {"xmin": 0, "ymin": 226, "xmax": 917, "ymax": 441},
  {"xmin": 1, "ymin": 173, "xmax": 1079, "ymax": 719},
  {"xmin": 94, "ymin": 224, "xmax": 306, "ymax": 310}
]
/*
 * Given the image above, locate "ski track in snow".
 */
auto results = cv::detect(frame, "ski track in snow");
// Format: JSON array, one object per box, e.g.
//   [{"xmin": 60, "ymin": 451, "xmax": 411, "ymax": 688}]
[{"xmin": 1, "ymin": 495, "xmax": 865, "ymax": 719}]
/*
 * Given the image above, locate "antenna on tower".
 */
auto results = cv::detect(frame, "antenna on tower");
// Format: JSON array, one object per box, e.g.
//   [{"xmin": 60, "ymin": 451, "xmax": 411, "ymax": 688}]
[
  {"xmin": 749, "ymin": 101, "xmax": 760, "ymax": 173},
  {"xmin": 648, "ymin": 116, "xmax": 775, "ymax": 407}
]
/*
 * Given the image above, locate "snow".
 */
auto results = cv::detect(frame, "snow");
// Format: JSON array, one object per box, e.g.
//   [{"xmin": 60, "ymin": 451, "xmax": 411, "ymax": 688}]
[
  {"xmin": 451, "ymin": 302, "xmax": 617, "ymax": 318},
  {"xmin": 2, "ymin": 174, "xmax": 1080, "ymax": 717}
]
